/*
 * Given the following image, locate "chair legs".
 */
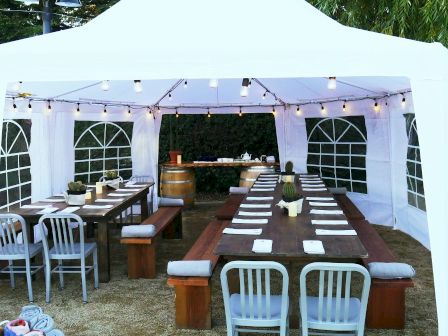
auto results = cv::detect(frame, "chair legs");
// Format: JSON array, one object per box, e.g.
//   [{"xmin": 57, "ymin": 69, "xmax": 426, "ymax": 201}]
[
  {"xmin": 93, "ymin": 249, "xmax": 99, "ymax": 289},
  {"xmin": 45, "ymin": 259, "xmax": 51, "ymax": 303},
  {"xmin": 81, "ymin": 257, "xmax": 87, "ymax": 303},
  {"xmin": 25, "ymin": 258, "xmax": 33, "ymax": 303},
  {"xmin": 58, "ymin": 260, "xmax": 64, "ymax": 289}
]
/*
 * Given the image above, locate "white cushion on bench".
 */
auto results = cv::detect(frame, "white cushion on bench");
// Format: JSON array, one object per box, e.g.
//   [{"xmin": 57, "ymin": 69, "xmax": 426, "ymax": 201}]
[
  {"xmin": 368, "ymin": 262, "xmax": 416, "ymax": 279},
  {"xmin": 167, "ymin": 260, "xmax": 212, "ymax": 277},
  {"xmin": 229, "ymin": 187, "xmax": 249, "ymax": 195},
  {"xmin": 159, "ymin": 197, "xmax": 184, "ymax": 207},
  {"xmin": 121, "ymin": 224, "xmax": 156, "ymax": 238}
]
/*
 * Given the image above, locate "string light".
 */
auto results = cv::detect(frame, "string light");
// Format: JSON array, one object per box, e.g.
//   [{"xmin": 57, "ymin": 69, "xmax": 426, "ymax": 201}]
[
  {"xmin": 272, "ymin": 106, "xmax": 276, "ymax": 117},
  {"xmin": 103, "ymin": 105, "xmax": 107, "ymax": 114},
  {"xmin": 184, "ymin": 80, "xmax": 188, "ymax": 88},
  {"xmin": 401, "ymin": 94, "xmax": 406, "ymax": 108},
  {"xmin": 296, "ymin": 105, "xmax": 301, "ymax": 116},
  {"xmin": 239, "ymin": 106, "xmax": 243, "ymax": 117},
  {"xmin": 168, "ymin": 93, "xmax": 172, "ymax": 101},
  {"xmin": 148, "ymin": 107, "xmax": 152, "ymax": 115},
  {"xmin": 12, "ymin": 98, "xmax": 17, "ymax": 112},
  {"xmin": 127, "ymin": 106, "xmax": 131, "ymax": 115},
  {"xmin": 320, "ymin": 104, "xmax": 326, "ymax": 114},
  {"xmin": 209, "ymin": 79, "xmax": 218, "ymax": 88},
  {"xmin": 374, "ymin": 100, "xmax": 380, "ymax": 112},
  {"xmin": 240, "ymin": 78, "xmax": 250, "ymax": 97},
  {"xmin": 207, "ymin": 108, "xmax": 211, "ymax": 118},
  {"xmin": 76, "ymin": 103, "xmax": 80, "ymax": 114},
  {"xmin": 175, "ymin": 108, "xmax": 179, "ymax": 118},
  {"xmin": 101, "ymin": 80, "xmax": 110, "ymax": 91},
  {"xmin": 12, "ymin": 81, "xmax": 22, "ymax": 91},
  {"xmin": 157, "ymin": 106, "xmax": 161, "ymax": 114},
  {"xmin": 46, "ymin": 100, "xmax": 52, "ymax": 113},
  {"xmin": 342, "ymin": 101, "xmax": 347, "ymax": 112},
  {"xmin": 28, "ymin": 100, "xmax": 32, "ymax": 113},
  {"xmin": 133, "ymin": 80, "xmax": 143, "ymax": 93},
  {"xmin": 262, "ymin": 91, "xmax": 267, "ymax": 100},
  {"xmin": 327, "ymin": 77, "xmax": 337, "ymax": 90}
]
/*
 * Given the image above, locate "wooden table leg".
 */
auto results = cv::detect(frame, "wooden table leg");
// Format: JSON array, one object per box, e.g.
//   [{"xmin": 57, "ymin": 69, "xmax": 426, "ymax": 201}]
[
  {"xmin": 140, "ymin": 193, "xmax": 149, "ymax": 221},
  {"xmin": 97, "ymin": 219, "xmax": 110, "ymax": 283},
  {"xmin": 288, "ymin": 262, "xmax": 300, "ymax": 329}
]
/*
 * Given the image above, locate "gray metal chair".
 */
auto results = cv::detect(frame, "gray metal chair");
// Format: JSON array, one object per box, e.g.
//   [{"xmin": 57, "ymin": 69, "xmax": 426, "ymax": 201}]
[
  {"xmin": 299, "ymin": 262, "xmax": 371, "ymax": 336},
  {"xmin": 38, "ymin": 213, "xmax": 98, "ymax": 303},
  {"xmin": 220, "ymin": 260, "xmax": 289, "ymax": 336},
  {"xmin": 129, "ymin": 175, "xmax": 155, "ymax": 220},
  {"xmin": 0, "ymin": 214, "xmax": 44, "ymax": 302}
]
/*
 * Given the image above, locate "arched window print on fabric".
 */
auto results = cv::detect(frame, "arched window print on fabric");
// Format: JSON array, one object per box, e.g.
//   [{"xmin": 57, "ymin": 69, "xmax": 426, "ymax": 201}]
[
  {"xmin": 74, "ymin": 121, "xmax": 133, "ymax": 183},
  {"xmin": 404, "ymin": 114, "xmax": 425, "ymax": 211},
  {"xmin": 305, "ymin": 116, "xmax": 368, "ymax": 193},
  {"xmin": 0, "ymin": 119, "xmax": 32, "ymax": 210}
]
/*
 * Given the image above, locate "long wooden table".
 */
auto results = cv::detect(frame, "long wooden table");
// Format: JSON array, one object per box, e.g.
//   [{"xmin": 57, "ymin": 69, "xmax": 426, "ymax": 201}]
[
  {"xmin": 4, "ymin": 183, "xmax": 152, "ymax": 283},
  {"xmin": 214, "ymin": 174, "xmax": 367, "ymax": 327}
]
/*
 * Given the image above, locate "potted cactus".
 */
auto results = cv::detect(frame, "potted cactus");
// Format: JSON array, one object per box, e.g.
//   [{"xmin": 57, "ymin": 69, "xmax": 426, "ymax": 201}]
[
  {"xmin": 281, "ymin": 161, "xmax": 295, "ymax": 182},
  {"xmin": 104, "ymin": 170, "xmax": 118, "ymax": 180},
  {"xmin": 64, "ymin": 181, "xmax": 87, "ymax": 205},
  {"xmin": 103, "ymin": 170, "xmax": 121, "ymax": 189},
  {"xmin": 282, "ymin": 182, "xmax": 303, "ymax": 217}
]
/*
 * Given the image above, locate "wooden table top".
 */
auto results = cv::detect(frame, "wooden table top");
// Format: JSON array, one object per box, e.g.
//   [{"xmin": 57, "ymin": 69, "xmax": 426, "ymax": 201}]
[
  {"xmin": 161, "ymin": 161, "xmax": 280, "ymax": 168},
  {"xmin": 214, "ymin": 175, "xmax": 368, "ymax": 259},
  {"xmin": 4, "ymin": 182, "xmax": 152, "ymax": 222}
]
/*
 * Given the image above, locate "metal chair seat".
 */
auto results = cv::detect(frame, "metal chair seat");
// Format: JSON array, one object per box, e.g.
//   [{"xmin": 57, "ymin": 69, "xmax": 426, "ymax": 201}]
[
  {"xmin": 305, "ymin": 296, "xmax": 361, "ymax": 325},
  {"xmin": 0, "ymin": 242, "xmax": 43, "ymax": 260},
  {"xmin": 230, "ymin": 293, "xmax": 287, "ymax": 320},
  {"xmin": 48, "ymin": 242, "xmax": 97, "ymax": 260}
]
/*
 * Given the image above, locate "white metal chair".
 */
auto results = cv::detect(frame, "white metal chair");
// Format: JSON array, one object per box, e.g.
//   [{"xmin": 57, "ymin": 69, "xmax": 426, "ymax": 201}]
[
  {"xmin": 129, "ymin": 175, "xmax": 155, "ymax": 220},
  {"xmin": 299, "ymin": 262, "xmax": 371, "ymax": 336},
  {"xmin": 0, "ymin": 214, "xmax": 44, "ymax": 302},
  {"xmin": 220, "ymin": 260, "xmax": 289, "ymax": 336},
  {"xmin": 98, "ymin": 175, "xmax": 124, "ymax": 183},
  {"xmin": 38, "ymin": 213, "xmax": 98, "ymax": 303}
]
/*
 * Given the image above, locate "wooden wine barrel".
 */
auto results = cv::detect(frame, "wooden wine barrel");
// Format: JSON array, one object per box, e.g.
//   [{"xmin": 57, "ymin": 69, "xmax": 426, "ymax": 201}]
[
  {"xmin": 239, "ymin": 166, "xmax": 276, "ymax": 188},
  {"xmin": 160, "ymin": 167, "xmax": 195, "ymax": 208}
]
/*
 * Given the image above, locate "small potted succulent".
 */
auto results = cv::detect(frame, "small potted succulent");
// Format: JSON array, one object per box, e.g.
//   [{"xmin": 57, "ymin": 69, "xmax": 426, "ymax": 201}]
[
  {"xmin": 281, "ymin": 161, "xmax": 295, "ymax": 183},
  {"xmin": 64, "ymin": 181, "xmax": 87, "ymax": 205},
  {"xmin": 282, "ymin": 182, "xmax": 303, "ymax": 217},
  {"xmin": 104, "ymin": 170, "xmax": 121, "ymax": 189}
]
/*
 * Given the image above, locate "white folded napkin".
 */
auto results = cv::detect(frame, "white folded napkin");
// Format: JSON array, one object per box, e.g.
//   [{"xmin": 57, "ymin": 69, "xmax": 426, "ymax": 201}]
[
  {"xmin": 303, "ymin": 240, "xmax": 325, "ymax": 254},
  {"xmin": 253, "ymin": 184, "xmax": 276, "ymax": 188},
  {"xmin": 255, "ymin": 181, "xmax": 278, "ymax": 184},
  {"xmin": 303, "ymin": 188, "xmax": 327, "ymax": 191},
  {"xmin": 251, "ymin": 188, "xmax": 275, "ymax": 192},
  {"xmin": 300, "ymin": 180, "xmax": 323, "ymax": 184},
  {"xmin": 21, "ymin": 205, "xmax": 50, "ymax": 209},
  {"xmin": 315, "ymin": 229, "xmax": 357, "ymax": 236},
  {"xmin": 37, "ymin": 207, "xmax": 59, "ymax": 215},
  {"xmin": 223, "ymin": 228, "xmax": 262, "ymax": 235},
  {"xmin": 83, "ymin": 204, "xmax": 114, "ymax": 209},
  {"xmin": 310, "ymin": 209, "xmax": 343, "ymax": 215},
  {"xmin": 311, "ymin": 220, "xmax": 349, "ymax": 225},
  {"xmin": 240, "ymin": 203, "xmax": 271, "ymax": 208},
  {"xmin": 238, "ymin": 211, "xmax": 272, "ymax": 217},
  {"xmin": 309, "ymin": 202, "xmax": 338, "ymax": 207},
  {"xmin": 96, "ymin": 198, "xmax": 124, "ymax": 202},
  {"xmin": 232, "ymin": 218, "xmax": 269, "ymax": 225},
  {"xmin": 258, "ymin": 178, "xmax": 278, "ymax": 181},
  {"xmin": 86, "ymin": 185, "xmax": 96, "ymax": 188},
  {"xmin": 125, "ymin": 181, "xmax": 136, "ymax": 186},
  {"xmin": 307, "ymin": 197, "xmax": 334, "ymax": 201},
  {"xmin": 300, "ymin": 174, "xmax": 319, "ymax": 177},
  {"xmin": 299, "ymin": 178, "xmax": 322, "ymax": 181},
  {"xmin": 108, "ymin": 193, "xmax": 133, "ymax": 196},
  {"xmin": 252, "ymin": 239, "xmax": 273, "ymax": 253},
  {"xmin": 58, "ymin": 206, "xmax": 80, "ymax": 214},
  {"xmin": 246, "ymin": 196, "xmax": 274, "ymax": 201},
  {"xmin": 259, "ymin": 174, "xmax": 278, "ymax": 177},
  {"xmin": 116, "ymin": 188, "xmax": 140, "ymax": 192},
  {"xmin": 43, "ymin": 198, "xmax": 66, "ymax": 203},
  {"xmin": 302, "ymin": 184, "xmax": 326, "ymax": 188}
]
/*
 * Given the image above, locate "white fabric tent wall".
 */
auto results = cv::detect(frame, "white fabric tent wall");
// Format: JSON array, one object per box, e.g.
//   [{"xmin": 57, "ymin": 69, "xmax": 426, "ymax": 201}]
[{"xmin": 0, "ymin": 0, "xmax": 447, "ymax": 333}]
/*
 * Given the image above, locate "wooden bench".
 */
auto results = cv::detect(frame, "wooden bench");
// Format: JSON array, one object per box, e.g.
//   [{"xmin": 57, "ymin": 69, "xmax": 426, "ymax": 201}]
[
  {"xmin": 121, "ymin": 206, "xmax": 182, "ymax": 279},
  {"xmin": 334, "ymin": 194, "xmax": 365, "ymax": 220},
  {"xmin": 350, "ymin": 219, "xmax": 414, "ymax": 329},
  {"xmin": 215, "ymin": 194, "xmax": 245, "ymax": 220},
  {"xmin": 167, "ymin": 220, "xmax": 228, "ymax": 329}
]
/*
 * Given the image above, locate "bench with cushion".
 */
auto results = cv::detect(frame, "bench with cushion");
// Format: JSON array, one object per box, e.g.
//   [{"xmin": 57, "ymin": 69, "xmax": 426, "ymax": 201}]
[
  {"xmin": 215, "ymin": 194, "xmax": 245, "ymax": 220},
  {"xmin": 167, "ymin": 220, "xmax": 228, "ymax": 329},
  {"xmin": 121, "ymin": 205, "xmax": 182, "ymax": 279},
  {"xmin": 350, "ymin": 219, "xmax": 414, "ymax": 329}
]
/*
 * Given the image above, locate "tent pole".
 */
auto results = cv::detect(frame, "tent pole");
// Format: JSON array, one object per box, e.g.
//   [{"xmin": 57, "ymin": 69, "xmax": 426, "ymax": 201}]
[{"xmin": 42, "ymin": 0, "xmax": 52, "ymax": 34}]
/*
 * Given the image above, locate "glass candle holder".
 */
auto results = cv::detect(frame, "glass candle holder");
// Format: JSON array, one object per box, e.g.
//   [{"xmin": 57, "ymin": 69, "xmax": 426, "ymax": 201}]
[
  {"xmin": 96, "ymin": 182, "xmax": 103, "ymax": 194},
  {"xmin": 177, "ymin": 154, "xmax": 182, "ymax": 164},
  {"xmin": 85, "ymin": 191, "xmax": 92, "ymax": 200}
]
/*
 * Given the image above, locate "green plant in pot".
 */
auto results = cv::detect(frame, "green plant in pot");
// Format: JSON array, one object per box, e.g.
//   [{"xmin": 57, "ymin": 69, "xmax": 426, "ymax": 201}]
[
  {"xmin": 104, "ymin": 170, "xmax": 118, "ymax": 180},
  {"xmin": 282, "ymin": 182, "xmax": 303, "ymax": 216},
  {"xmin": 64, "ymin": 181, "xmax": 87, "ymax": 205},
  {"xmin": 281, "ymin": 161, "xmax": 295, "ymax": 182}
]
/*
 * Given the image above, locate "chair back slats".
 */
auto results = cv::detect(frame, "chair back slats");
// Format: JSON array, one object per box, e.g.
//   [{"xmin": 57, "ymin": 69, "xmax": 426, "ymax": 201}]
[
  {"xmin": 344, "ymin": 270, "xmax": 352, "ymax": 322},
  {"xmin": 130, "ymin": 175, "xmax": 154, "ymax": 183},
  {"xmin": 300, "ymin": 262, "xmax": 371, "ymax": 334},
  {"xmin": 0, "ymin": 214, "xmax": 29, "ymax": 257},
  {"xmin": 221, "ymin": 260, "xmax": 289, "ymax": 327}
]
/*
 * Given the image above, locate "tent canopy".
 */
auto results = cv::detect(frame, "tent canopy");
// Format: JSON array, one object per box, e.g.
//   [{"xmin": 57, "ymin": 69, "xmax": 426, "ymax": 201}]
[{"xmin": 0, "ymin": 1, "xmax": 447, "ymax": 335}]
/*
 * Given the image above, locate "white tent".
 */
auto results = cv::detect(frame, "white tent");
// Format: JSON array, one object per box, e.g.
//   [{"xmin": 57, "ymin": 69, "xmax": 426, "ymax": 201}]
[{"xmin": 0, "ymin": 0, "xmax": 447, "ymax": 333}]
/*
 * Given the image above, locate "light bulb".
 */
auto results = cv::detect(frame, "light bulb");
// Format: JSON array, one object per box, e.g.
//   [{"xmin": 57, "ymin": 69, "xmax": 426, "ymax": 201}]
[
  {"xmin": 12, "ymin": 81, "xmax": 22, "ymax": 91},
  {"xmin": 321, "ymin": 104, "xmax": 326, "ymax": 114},
  {"xmin": 240, "ymin": 86, "xmax": 249, "ymax": 97},
  {"xmin": 296, "ymin": 106, "xmax": 301, "ymax": 116},
  {"xmin": 28, "ymin": 102, "xmax": 32, "ymax": 113},
  {"xmin": 101, "ymin": 80, "xmax": 110, "ymax": 91},
  {"xmin": 207, "ymin": 110, "xmax": 211, "ymax": 118},
  {"xmin": 327, "ymin": 77, "xmax": 336, "ymax": 90},
  {"xmin": 103, "ymin": 105, "xmax": 107, "ymax": 114},
  {"xmin": 343, "ymin": 101, "xmax": 347, "ymax": 112},
  {"xmin": 47, "ymin": 101, "xmax": 52, "ymax": 113},
  {"xmin": 262, "ymin": 92, "xmax": 267, "ymax": 100},
  {"xmin": 272, "ymin": 107, "xmax": 276, "ymax": 116},
  {"xmin": 374, "ymin": 101, "xmax": 380, "ymax": 112},
  {"xmin": 76, "ymin": 103, "xmax": 80, "ymax": 114},
  {"xmin": 148, "ymin": 107, "xmax": 152, "ymax": 115},
  {"xmin": 168, "ymin": 93, "xmax": 172, "ymax": 101},
  {"xmin": 209, "ymin": 79, "xmax": 218, "ymax": 88},
  {"xmin": 401, "ymin": 95, "xmax": 406, "ymax": 108},
  {"xmin": 239, "ymin": 107, "xmax": 243, "ymax": 117},
  {"xmin": 128, "ymin": 106, "xmax": 131, "ymax": 115},
  {"xmin": 12, "ymin": 100, "xmax": 17, "ymax": 112},
  {"xmin": 184, "ymin": 80, "xmax": 188, "ymax": 88},
  {"xmin": 157, "ymin": 106, "xmax": 161, "ymax": 114},
  {"xmin": 176, "ymin": 110, "xmax": 179, "ymax": 118},
  {"xmin": 134, "ymin": 80, "xmax": 143, "ymax": 93}
]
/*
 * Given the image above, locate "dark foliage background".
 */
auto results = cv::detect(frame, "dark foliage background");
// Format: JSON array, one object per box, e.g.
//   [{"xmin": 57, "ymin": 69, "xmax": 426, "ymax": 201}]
[{"xmin": 159, "ymin": 114, "xmax": 279, "ymax": 192}]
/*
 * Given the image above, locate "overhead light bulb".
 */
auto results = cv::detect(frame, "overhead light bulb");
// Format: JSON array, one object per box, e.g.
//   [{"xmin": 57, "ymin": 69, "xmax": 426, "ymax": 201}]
[
  {"xmin": 327, "ymin": 77, "xmax": 337, "ymax": 90},
  {"xmin": 296, "ymin": 106, "xmax": 301, "ymax": 116},
  {"xmin": 272, "ymin": 106, "xmax": 276, "ymax": 116},
  {"xmin": 401, "ymin": 95, "xmax": 406, "ymax": 108},
  {"xmin": 248, "ymin": 80, "xmax": 252, "ymax": 88},
  {"xmin": 103, "ymin": 105, "xmax": 107, "ymax": 114},
  {"xmin": 176, "ymin": 109, "xmax": 179, "ymax": 118},
  {"xmin": 157, "ymin": 106, "xmax": 161, "ymax": 114},
  {"xmin": 262, "ymin": 92, "xmax": 267, "ymax": 100},
  {"xmin": 12, "ymin": 81, "xmax": 22, "ymax": 91},
  {"xmin": 343, "ymin": 101, "xmax": 347, "ymax": 112},
  {"xmin": 148, "ymin": 107, "xmax": 152, "ymax": 115},
  {"xmin": 320, "ymin": 104, "xmax": 326, "ymax": 114},
  {"xmin": 76, "ymin": 103, "xmax": 80, "ymax": 114},
  {"xmin": 101, "ymin": 80, "xmax": 110, "ymax": 91},
  {"xmin": 239, "ymin": 107, "xmax": 243, "ymax": 117},
  {"xmin": 168, "ymin": 93, "xmax": 172, "ymax": 101},
  {"xmin": 240, "ymin": 86, "xmax": 249, "ymax": 97},
  {"xmin": 374, "ymin": 101, "xmax": 380, "ymax": 112},
  {"xmin": 207, "ymin": 109, "xmax": 211, "ymax": 118},
  {"xmin": 127, "ymin": 106, "xmax": 131, "ymax": 115},
  {"xmin": 134, "ymin": 80, "xmax": 143, "ymax": 93},
  {"xmin": 47, "ymin": 101, "xmax": 52, "ymax": 113},
  {"xmin": 209, "ymin": 79, "xmax": 218, "ymax": 88},
  {"xmin": 184, "ymin": 80, "xmax": 188, "ymax": 88},
  {"xmin": 12, "ymin": 99, "xmax": 17, "ymax": 112},
  {"xmin": 28, "ymin": 101, "xmax": 32, "ymax": 113}
]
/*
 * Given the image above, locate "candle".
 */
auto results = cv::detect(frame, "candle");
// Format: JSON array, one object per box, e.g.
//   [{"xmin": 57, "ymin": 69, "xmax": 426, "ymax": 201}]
[
  {"xmin": 85, "ymin": 191, "xmax": 92, "ymax": 200},
  {"xmin": 177, "ymin": 154, "xmax": 182, "ymax": 164},
  {"xmin": 96, "ymin": 182, "xmax": 103, "ymax": 194}
]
